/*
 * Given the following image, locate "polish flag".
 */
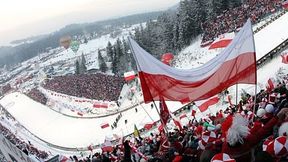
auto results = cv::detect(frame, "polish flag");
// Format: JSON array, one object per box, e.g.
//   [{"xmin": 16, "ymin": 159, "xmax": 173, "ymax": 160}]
[
  {"xmin": 101, "ymin": 137, "xmax": 113, "ymax": 152},
  {"xmin": 196, "ymin": 96, "xmax": 220, "ymax": 112},
  {"xmin": 170, "ymin": 113, "xmax": 183, "ymax": 131},
  {"xmin": 124, "ymin": 71, "xmax": 136, "ymax": 81},
  {"xmin": 59, "ymin": 155, "xmax": 69, "ymax": 162},
  {"xmin": 77, "ymin": 112, "xmax": 83, "ymax": 116},
  {"xmin": 100, "ymin": 123, "xmax": 110, "ymax": 129},
  {"xmin": 266, "ymin": 78, "xmax": 277, "ymax": 92},
  {"xmin": 179, "ymin": 114, "xmax": 187, "ymax": 120},
  {"xmin": 159, "ymin": 97, "xmax": 171, "ymax": 126},
  {"xmin": 281, "ymin": 52, "xmax": 288, "ymax": 64},
  {"xmin": 144, "ymin": 122, "xmax": 156, "ymax": 130},
  {"xmin": 191, "ymin": 110, "xmax": 197, "ymax": 117},
  {"xmin": 129, "ymin": 19, "xmax": 256, "ymax": 103},
  {"xmin": 93, "ymin": 102, "xmax": 108, "ymax": 108},
  {"xmin": 209, "ymin": 32, "xmax": 235, "ymax": 50}
]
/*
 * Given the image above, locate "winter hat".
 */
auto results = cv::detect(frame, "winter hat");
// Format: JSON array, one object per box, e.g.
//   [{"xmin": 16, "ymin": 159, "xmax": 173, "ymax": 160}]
[
  {"xmin": 263, "ymin": 136, "xmax": 274, "ymax": 151},
  {"xmin": 265, "ymin": 104, "xmax": 274, "ymax": 113},
  {"xmin": 201, "ymin": 131, "xmax": 217, "ymax": 146},
  {"xmin": 256, "ymin": 108, "xmax": 266, "ymax": 118},
  {"xmin": 210, "ymin": 153, "xmax": 236, "ymax": 162},
  {"xmin": 278, "ymin": 122, "xmax": 288, "ymax": 136},
  {"xmin": 172, "ymin": 155, "xmax": 183, "ymax": 162},
  {"xmin": 226, "ymin": 113, "xmax": 250, "ymax": 146},
  {"xmin": 266, "ymin": 136, "xmax": 288, "ymax": 157}
]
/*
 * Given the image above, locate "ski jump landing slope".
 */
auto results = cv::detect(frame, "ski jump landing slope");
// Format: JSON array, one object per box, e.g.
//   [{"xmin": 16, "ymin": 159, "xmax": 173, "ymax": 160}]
[{"xmin": 0, "ymin": 92, "xmax": 182, "ymax": 148}]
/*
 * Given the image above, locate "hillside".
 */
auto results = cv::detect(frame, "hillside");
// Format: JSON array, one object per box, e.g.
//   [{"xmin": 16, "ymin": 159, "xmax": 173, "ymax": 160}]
[{"xmin": 0, "ymin": 11, "xmax": 163, "ymax": 68}]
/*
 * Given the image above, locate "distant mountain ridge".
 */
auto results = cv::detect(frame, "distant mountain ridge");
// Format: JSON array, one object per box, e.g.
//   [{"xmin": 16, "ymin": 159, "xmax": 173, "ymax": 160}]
[{"xmin": 0, "ymin": 11, "xmax": 164, "ymax": 68}]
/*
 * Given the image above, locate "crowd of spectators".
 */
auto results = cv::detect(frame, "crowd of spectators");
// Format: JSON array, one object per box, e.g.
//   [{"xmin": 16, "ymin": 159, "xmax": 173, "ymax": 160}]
[
  {"xmin": 66, "ymin": 76, "xmax": 288, "ymax": 162},
  {"xmin": 2, "ymin": 76, "xmax": 288, "ymax": 162},
  {"xmin": 43, "ymin": 73, "xmax": 125, "ymax": 101},
  {"xmin": 0, "ymin": 120, "xmax": 49, "ymax": 160},
  {"xmin": 201, "ymin": 0, "xmax": 284, "ymax": 43},
  {"xmin": 27, "ymin": 88, "xmax": 48, "ymax": 105},
  {"xmin": 0, "ymin": 84, "xmax": 12, "ymax": 95}
]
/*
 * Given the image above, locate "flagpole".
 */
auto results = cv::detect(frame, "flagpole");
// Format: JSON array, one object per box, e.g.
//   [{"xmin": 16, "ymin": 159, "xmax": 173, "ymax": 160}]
[
  {"xmin": 235, "ymin": 84, "xmax": 238, "ymax": 106},
  {"xmin": 128, "ymin": 37, "xmax": 169, "ymax": 135},
  {"xmin": 153, "ymin": 101, "xmax": 169, "ymax": 134},
  {"xmin": 134, "ymin": 88, "xmax": 154, "ymax": 122},
  {"xmin": 250, "ymin": 18, "xmax": 258, "ymax": 122}
]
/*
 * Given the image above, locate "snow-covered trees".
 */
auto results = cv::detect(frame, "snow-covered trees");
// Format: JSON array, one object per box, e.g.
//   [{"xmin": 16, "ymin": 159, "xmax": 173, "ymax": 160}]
[
  {"xmin": 104, "ymin": 0, "xmax": 244, "ymax": 74},
  {"xmin": 98, "ymin": 50, "xmax": 108, "ymax": 73}
]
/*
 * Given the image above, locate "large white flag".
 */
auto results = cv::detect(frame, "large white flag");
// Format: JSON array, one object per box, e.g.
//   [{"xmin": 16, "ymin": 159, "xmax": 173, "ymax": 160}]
[{"xmin": 129, "ymin": 19, "xmax": 256, "ymax": 103}]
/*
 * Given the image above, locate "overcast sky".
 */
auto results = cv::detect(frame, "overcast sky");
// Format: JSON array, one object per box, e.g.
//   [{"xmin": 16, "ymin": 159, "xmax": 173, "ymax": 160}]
[{"xmin": 0, "ymin": 0, "xmax": 179, "ymax": 46}]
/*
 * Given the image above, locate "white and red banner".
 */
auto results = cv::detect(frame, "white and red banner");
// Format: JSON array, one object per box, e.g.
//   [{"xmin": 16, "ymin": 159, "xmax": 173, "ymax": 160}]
[
  {"xmin": 159, "ymin": 97, "xmax": 171, "ymax": 126},
  {"xmin": 179, "ymin": 114, "xmax": 187, "ymax": 120},
  {"xmin": 196, "ymin": 96, "xmax": 220, "ymax": 112},
  {"xmin": 93, "ymin": 102, "xmax": 108, "ymax": 109},
  {"xmin": 129, "ymin": 19, "xmax": 256, "ymax": 103},
  {"xmin": 124, "ymin": 71, "xmax": 136, "ymax": 81},
  {"xmin": 266, "ymin": 78, "xmax": 277, "ymax": 92},
  {"xmin": 100, "ymin": 122, "xmax": 110, "ymax": 129},
  {"xmin": 170, "ymin": 113, "xmax": 183, "ymax": 131},
  {"xmin": 209, "ymin": 32, "xmax": 235, "ymax": 50},
  {"xmin": 101, "ymin": 137, "xmax": 113, "ymax": 152}
]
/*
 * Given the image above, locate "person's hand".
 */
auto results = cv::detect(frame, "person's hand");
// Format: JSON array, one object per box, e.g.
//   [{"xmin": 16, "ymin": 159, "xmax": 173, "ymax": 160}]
[{"xmin": 276, "ymin": 108, "xmax": 288, "ymax": 121}]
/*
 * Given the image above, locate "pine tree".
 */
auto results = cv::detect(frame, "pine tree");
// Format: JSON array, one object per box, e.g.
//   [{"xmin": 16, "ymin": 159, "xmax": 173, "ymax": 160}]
[
  {"xmin": 80, "ymin": 53, "xmax": 87, "ymax": 73},
  {"xmin": 212, "ymin": 0, "xmax": 224, "ymax": 15},
  {"xmin": 75, "ymin": 60, "xmax": 80, "ymax": 74},
  {"xmin": 106, "ymin": 41, "xmax": 114, "ymax": 61},
  {"xmin": 84, "ymin": 38, "xmax": 88, "ymax": 44},
  {"xmin": 112, "ymin": 46, "xmax": 119, "ymax": 74},
  {"xmin": 172, "ymin": 13, "xmax": 181, "ymax": 52},
  {"xmin": 98, "ymin": 50, "xmax": 108, "ymax": 73}
]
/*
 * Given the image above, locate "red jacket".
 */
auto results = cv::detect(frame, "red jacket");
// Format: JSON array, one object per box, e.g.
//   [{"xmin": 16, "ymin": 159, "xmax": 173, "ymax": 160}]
[{"xmin": 222, "ymin": 117, "xmax": 278, "ymax": 161}]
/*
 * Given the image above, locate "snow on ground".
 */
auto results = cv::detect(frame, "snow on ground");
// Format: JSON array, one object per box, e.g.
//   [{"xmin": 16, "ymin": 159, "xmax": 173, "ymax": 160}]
[
  {"xmin": 255, "ymin": 11, "xmax": 288, "ymax": 60},
  {"xmin": 40, "ymin": 23, "xmax": 143, "ymax": 69},
  {"xmin": 0, "ymin": 92, "xmax": 183, "ymax": 149}
]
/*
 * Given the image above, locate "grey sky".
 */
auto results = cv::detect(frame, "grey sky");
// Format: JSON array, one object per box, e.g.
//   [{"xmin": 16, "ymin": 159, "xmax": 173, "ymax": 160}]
[{"xmin": 0, "ymin": 0, "xmax": 179, "ymax": 46}]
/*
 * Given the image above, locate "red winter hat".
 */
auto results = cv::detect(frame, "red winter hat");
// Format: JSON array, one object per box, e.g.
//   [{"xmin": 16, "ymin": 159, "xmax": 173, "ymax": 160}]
[
  {"xmin": 266, "ymin": 136, "xmax": 288, "ymax": 157},
  {"xmin": 211, "ymin": 153, "xmax": 235, "ymax": 162}
]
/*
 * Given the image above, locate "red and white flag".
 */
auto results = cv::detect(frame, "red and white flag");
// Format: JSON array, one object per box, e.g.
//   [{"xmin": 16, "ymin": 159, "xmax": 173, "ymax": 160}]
[
  {"xmin": 281, "ymin": 52, "xmax": 288, "ymax": 64},
  {"xmin": 124, "ymin": 71, "xmax": 136, "ymax": 81},
  {"xmin": 144, "ymin": 122, "xmax": 156, "ymax": 130},
  {"xmin": 209, "ymin": 32, "xmax": 235, "ymax": 50},
  {"xmin": 101, "ymin": 137, "xmax": 114, "ymax": 152},
  {"xmin": 100, "ymin": 122, "xmax": 110, "ymax": 129},
  {"xmin": 59, "ymin": 155, "xmax": 69, "ymax": 162},
  {"xmin": 87, "ymin": 145, "xmax": 93, "ymax": 152},
  {"xmin": 129, "ymin": 19, "xmax": 256, "ymax": 103},
  {"xmin": 191, "ymin": 109, "xmax": 196, "ymax": 117},
  {"xmin": 266, "ymin": 78, "xmax": 277, "ymax": 92},
  {"xmin": 171, "ymin": 113, "xmax": 183, "ymax": 131},
  {"xmin": 179, "ymin": 114, "xmax": 187, "ymax": 120},
  {"xmin": 196, "ymin": 96, "xmax": 220, "ymax": 112},
  {"xmin": 93, "ymin": 102, "xmax": 108, "ymax": 109},
  {"xmin": 159, "ymin": 97, "xmax": 171, "ymax": 126}
]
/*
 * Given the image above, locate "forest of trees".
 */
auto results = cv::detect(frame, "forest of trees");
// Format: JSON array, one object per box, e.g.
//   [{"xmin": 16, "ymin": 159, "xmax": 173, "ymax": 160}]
[{"xmin": 107, "ymin": 0, "xmax": 242, "ymax": 75}]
